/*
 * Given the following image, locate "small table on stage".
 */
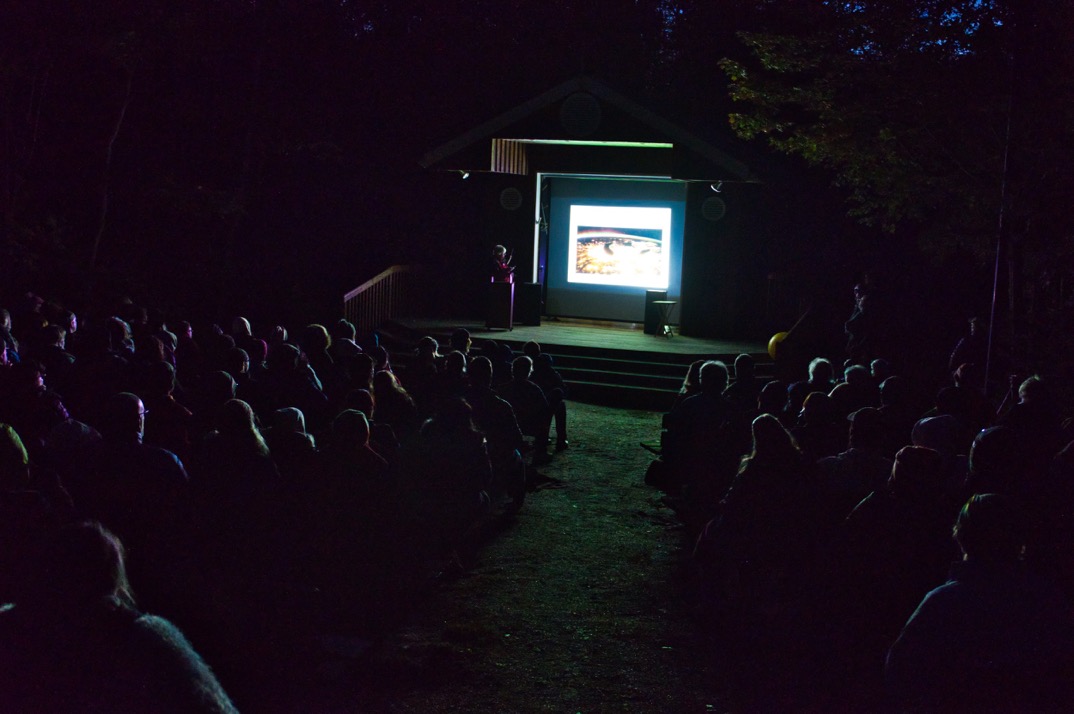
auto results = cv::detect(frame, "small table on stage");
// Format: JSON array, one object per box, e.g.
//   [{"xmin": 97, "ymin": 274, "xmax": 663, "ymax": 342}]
[{"xmin": 651, "ymin": 300, "xmax": 677, "ymax": 338}]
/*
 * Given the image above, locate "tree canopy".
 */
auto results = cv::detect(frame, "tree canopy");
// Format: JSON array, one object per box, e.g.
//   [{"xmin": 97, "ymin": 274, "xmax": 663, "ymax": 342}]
[
  {"xmin": 2, "ymin": 0, "xmax": 1072, "ymax": 323},
  {"xmin": 718, "ymin": 0, "xmax": 1074, "ymax": 265}
]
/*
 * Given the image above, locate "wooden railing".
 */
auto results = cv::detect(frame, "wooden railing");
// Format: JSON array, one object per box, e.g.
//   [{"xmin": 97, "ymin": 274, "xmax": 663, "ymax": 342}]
[{"xmin": 342, "ymin": 264, "xmax": 428, "ymax": 338}]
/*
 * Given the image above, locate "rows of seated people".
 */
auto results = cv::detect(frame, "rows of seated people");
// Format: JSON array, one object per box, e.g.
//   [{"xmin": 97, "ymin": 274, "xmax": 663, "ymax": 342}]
[
  {"xmin": 0, "ymin": 295, "xmax": 566, "ymax": 710},
  {"xmin": 654, "ymin": 351, "xmax": 1074, "ymax": 711}
]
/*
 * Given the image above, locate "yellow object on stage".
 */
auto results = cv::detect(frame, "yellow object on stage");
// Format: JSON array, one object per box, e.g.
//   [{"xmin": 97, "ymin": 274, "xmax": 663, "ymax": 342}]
[{"xmin": 768, "ymin": 331, "xmax": 789, "ymax": 360}]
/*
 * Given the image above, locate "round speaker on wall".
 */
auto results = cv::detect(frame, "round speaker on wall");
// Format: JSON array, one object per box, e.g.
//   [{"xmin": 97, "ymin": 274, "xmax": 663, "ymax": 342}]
[
  {"xmin": 559, "ymin": 92, "xmax": 602, "ymax": 137},
  {"xmin": 500, "ymin": 187, "xmax": 524, "ymax": 211},
  {"xmin": 702, "ymin": 196, "xmax": 727, "ymax": 222}
]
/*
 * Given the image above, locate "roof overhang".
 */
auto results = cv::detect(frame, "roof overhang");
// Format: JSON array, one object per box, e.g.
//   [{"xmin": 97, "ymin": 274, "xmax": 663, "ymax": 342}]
[{"xmin": 420, "ymin": 76, "xmax": 759, "ymax": 183}]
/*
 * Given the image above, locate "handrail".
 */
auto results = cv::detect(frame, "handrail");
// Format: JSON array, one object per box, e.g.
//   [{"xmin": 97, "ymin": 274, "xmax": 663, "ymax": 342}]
[{"xmin": 342, "ymin": 264, "xmax": 427, "ymax": 339}]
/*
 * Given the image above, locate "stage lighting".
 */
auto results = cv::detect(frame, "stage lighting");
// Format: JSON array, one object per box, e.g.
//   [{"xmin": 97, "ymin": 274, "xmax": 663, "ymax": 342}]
[
  {"xmin": 461, "ymin": 171, "xmax": 470, "ymax": 179},
  {"xmin": 710, "ymin": 181, "xmax": 723, "ymax": 193}
]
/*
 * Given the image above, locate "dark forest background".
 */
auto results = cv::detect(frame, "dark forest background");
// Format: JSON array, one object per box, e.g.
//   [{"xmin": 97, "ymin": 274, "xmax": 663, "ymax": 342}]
[{"xmin": 2, "ymin": 0, "xmax": 1072, "ymax": 359}]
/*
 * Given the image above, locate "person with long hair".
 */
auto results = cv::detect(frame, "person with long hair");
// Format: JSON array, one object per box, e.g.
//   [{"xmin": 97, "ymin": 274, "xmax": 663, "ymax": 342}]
[
  {"xmin": 694, "ymin": 414, "xmax": 820, "ymax": 633},
  {"xmin": 372, "ymin": 369, "xmax": 419, "ymax": 442},
  {"xmin": 189, "ymin": 399, "xmax": 279, "ymax": 572},
  {"xmin": 0, "ymin": 521, "xmax": 238, "ymax": 713}
]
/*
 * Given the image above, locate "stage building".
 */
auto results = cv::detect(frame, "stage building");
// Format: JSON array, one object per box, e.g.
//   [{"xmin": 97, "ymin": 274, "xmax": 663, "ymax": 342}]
[{"xmin": 419, "ymin": 76, "xmax": 766, "ymax": 340}]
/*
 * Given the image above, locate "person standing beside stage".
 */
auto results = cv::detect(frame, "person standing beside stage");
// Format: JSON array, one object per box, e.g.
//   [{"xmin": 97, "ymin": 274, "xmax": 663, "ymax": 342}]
[{"xmin": 845, "ymin": 283, "xmax": 871, "ymax": 364}]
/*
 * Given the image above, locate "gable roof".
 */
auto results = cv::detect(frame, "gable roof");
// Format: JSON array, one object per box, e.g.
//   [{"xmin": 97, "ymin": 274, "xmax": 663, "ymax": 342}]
[{"xmin": 420, "ymin": 76, "xmax": 758, "ymax": 182}]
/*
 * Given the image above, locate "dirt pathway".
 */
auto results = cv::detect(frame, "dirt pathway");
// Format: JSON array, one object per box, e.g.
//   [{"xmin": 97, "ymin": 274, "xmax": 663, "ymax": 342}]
[{"xmin": 348, "ymin": 401, "xmax": 731, "ymax": 713}]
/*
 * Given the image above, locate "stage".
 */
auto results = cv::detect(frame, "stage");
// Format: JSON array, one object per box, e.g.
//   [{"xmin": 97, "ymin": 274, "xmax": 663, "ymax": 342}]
[
  {"xmin": 386, "ymin": 317, "xmax": 765, "ymax": 358},
  {"xmin": 382, "ymin": 317, "xmax": 769, "ymax": 410}
]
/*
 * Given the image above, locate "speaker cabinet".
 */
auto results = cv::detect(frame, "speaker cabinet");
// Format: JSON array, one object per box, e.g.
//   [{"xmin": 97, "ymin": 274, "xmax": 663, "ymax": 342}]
[
  {"xmin": 515, "ymin": 283, "xmax": 542, "ymax": 326},
  {"xmin": 644, "ymin": 289, "xmax": 668, "ymax": 335}
]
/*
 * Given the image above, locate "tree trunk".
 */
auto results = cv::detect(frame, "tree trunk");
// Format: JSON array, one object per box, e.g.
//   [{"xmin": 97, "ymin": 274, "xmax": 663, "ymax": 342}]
[{"xmin": 89, "ymin": 70, "xmax": 134, "ymax": 271}]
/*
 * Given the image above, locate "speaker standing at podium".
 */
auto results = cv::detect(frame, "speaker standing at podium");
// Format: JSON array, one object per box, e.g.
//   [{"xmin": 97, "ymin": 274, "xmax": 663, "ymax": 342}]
[
  {"xmin": 487, "ymin": 244, "xmax": 515, "ymax": 329},
  {"xmin": 491, "ymin": 244, "xmax": 515, "ymax": 283}
]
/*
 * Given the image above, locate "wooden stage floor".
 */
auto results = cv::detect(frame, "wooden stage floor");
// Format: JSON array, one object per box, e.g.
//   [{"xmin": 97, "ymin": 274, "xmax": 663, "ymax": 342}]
[{"xmin": 391, "ymin": 317, "xmax": 766, "ymax": 358}]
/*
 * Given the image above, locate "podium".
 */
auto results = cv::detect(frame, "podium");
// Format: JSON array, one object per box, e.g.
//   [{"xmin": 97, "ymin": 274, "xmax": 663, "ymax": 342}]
[{"xmin": 487, "ymin": 281, "xmax": 514, "ymax": 330}]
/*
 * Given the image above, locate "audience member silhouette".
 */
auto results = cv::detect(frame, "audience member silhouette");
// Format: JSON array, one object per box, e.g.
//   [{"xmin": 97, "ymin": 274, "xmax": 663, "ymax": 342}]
[
  {"xmin": 188, "ymin": 370, "xmax": 237, "ymax": 445},
  {"xmin": 308, "ymin": 409, "xmax": 396, "ymax": 613},
  {"xmin": 497, "ymin": 355, "xmax": 555, "ymax": 465},
  {"xmin": 886, "ymin": 494, "xmax": 1074, "ymax": 713},
  {"xmin": 435, "ymin": 350, "xmax": 470, "ymax": 408},
  {"xmin": 723, "ymin": 353, "xmax": 763, "ymax": 416},
  {"xmin": 30, "ymin": 324, "xmax": 76, "ymax": 399},
  {"xmin": 328, "ymin": 319, "xmax": 363, "ymax": 363},
  {"xmin": 449, "ymin": 327, "xmax": 472, "ymax": 356},
  {"xmin": 840, "ymin": 363, "xmax": 880, "ymax": 412},
  {"xmin": 876, "ymin": 375, "xmax": 920, "ymax": 458},
  {"xmin": 663, "ymin": 360, "xmax": 734, "ymax": 501},
  {"xmin": 221, "ymin": 347, "xmax": 257, "ymax": 407},
  {"xmin": 298, "ymin": 323, "xmax": 337, "ymax": 392},
  {"xmin": 673, "ymin": 359, "xmax": 705, "ymax": 409},
  {"xmin": 344, "ymin": 387, "xmax": 399, "ymax": 465},
  {"xmin": 188, "ymin": 398, "xmax": 280, "ymax": 579},
  {"xmin": 404, "ymin": 335, "xmax": 442, "ymax": 410},
  {"xmin": 998, "ymin": 375, "xmax": 1064, "ymax": 476},
  {"xmin": 694, "ymin": 414, "xmax": 820, "ymax": 645},
  {"xmin": 72, "ymin": 392, "xmax": 188, "ymax": 611},
  {"xmin": 480, "ymin": 339, "xmax": 512, "ymax": 386},
  {"xmin": 173, "ymin": 320, "xmax": 204, "ymax": 387},
  {"xmin": 757, "ymin": 379, "xmax": 788, "ymax": 422},
  {"xmin": 372, "ymin": 369, "xmax": 420, "ymax": 442},
  {"xmin": 835, "ymin": 446, "xmax": 961, "ymax": 681},
  {"xmin": 788, "ymin": 355, "xmax": 838, "ymax": 417},
  {"xmin": 791, "ymin": 391, "xmax": 845, "ymax": 462},
  {"xmin": 2, "ymin": 360, "xmax": 70, "ymax": 457},
  {"xmin": 260, "ymin": 343, "xmax": 329, "ymax": 434},
  {"xmin": 466, "ymin": 356, "xmax": 526, "ymax": 510},
  {"xmin": 141, "ymin": 361, "xmax": 194, "ymax": 464},
  {"xmin": 531, "ymin": 352, "xmax": 568, "ymax": 450},
  {"xmin": 263, "ymin": 407, "xmax": 318, "ymax": 485},
  {"xmin": 869, "ymin": 357, "xmax": 893, "ymax": 386},
  {"xmin": 0, "ymin": 521, "xmax": 239, "ymax": 713},
  {"xmin": 411, "ymin": 398, "xmax": 492, "ymax": 551},
  {"xmin": 817, "ymin": 406, "xmax": 893, "ymax": 525}
]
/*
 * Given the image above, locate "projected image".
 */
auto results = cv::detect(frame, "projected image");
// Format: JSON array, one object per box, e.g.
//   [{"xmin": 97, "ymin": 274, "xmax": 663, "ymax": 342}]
[{"xmin": 568, "ymin": 205, "xmax": 671, "ymax": 289}]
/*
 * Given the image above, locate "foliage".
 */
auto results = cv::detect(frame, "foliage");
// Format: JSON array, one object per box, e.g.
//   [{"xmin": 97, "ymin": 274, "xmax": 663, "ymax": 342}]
[
  {"xmin": 717, "ymin": 1, "xmax": 1074, "ymax": 264},
  {"xmin": 1, "ymin": 0, "xmax": 672, "ymax": 314}
]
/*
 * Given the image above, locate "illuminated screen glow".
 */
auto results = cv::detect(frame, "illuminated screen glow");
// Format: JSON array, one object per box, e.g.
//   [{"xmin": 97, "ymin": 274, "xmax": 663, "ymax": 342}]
[
  {"xmin": 567, "ymin": 205, "xmax": 671, "ymax": 289},
  {"xmin": 544, "ymin": 176, "xmax": 685, "ymax": 322}
]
